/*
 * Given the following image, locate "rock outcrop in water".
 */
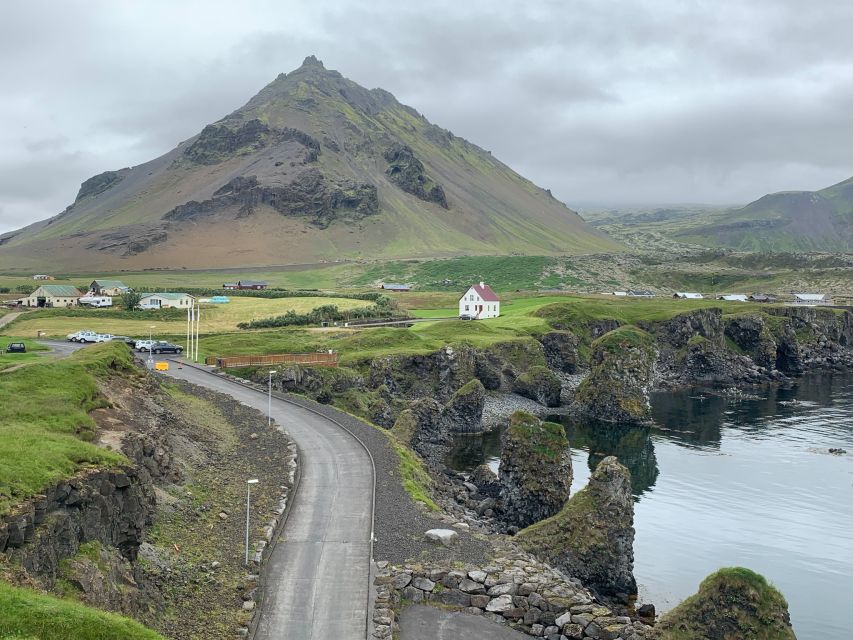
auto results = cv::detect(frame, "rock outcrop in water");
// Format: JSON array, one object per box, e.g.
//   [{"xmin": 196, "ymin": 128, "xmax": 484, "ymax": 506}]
[
  {"xmin": 443, "ymin": 379, "xmax": 486, "ymax": 434},
  {"xmin": 518, "ymin": 456, "xmax": 636, "ymax": 601},
  {"xmin": 575, "ymin": 327, "xmax": 656, "ymax": 424},
  {"xmin": 652, "ymin": 567, "xmax": 797, "ymax": 640},
  {"xmin": 498, "ymin": 412, "xmax": 571, "ymax": 528},
  {"xmin": 512, "ymin": 365, "xmax": 562, "ymax": 407}
]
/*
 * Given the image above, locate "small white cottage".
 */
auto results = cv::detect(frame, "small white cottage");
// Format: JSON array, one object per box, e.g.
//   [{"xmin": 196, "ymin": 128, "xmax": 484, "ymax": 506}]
[
  {"xmin": 137, "ymin": 292, "xmax": 194, "ymax": 309},
  {"xmin": 459, "ymin": 282, "xmax": 500, "ymax": 319}
]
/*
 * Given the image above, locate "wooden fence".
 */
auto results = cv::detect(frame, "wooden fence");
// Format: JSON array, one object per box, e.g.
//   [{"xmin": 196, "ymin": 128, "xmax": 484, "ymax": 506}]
[{"xmin": 208, "ymin": 352, "xmax": 338, "ymax": 369}]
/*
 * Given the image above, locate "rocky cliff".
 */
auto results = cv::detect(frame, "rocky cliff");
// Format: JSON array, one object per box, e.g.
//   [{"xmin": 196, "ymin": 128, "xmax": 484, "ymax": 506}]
[
  {"xmin": 518, "ymin": 456, "xmax": 637, "ymax": 601},
  {"xmin": 574, "ymin": 327, "xmax": 657, "ymax": 424},
  {"xmin": 652, "ymin": 567, "xmax": 797, "ymax": 640},
  {"xmin": 498, "ymin": 412, "xmax": 572, "ymax": 529}
]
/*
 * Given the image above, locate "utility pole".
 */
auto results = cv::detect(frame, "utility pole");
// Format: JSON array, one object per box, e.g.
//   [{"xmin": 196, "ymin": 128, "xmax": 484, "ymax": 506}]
[{"xmin": 268, "ymin": 370, "xmax": 278, "ymax": 426}]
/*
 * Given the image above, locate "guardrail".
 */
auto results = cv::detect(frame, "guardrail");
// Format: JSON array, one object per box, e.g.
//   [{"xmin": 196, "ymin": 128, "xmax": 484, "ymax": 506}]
[{"xmin": 211, "ymin": 352, "xmax": 338, "ymax": 369}]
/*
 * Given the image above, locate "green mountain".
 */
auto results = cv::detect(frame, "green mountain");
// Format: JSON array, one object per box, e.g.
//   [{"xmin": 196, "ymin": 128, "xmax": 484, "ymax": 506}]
[
  {"xmin": 0, "ymin": 56, "xmax": 620, "ymax": 271},
  {"xmin": 675, "ymin": 176, "xmax": 853, "ymax": 251}
]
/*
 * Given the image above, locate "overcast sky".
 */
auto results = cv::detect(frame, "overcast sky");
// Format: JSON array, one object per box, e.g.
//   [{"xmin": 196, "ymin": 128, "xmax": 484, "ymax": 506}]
[{"xmin": 2, "ymin": 0, "xmax": 852, "ymax": 233}]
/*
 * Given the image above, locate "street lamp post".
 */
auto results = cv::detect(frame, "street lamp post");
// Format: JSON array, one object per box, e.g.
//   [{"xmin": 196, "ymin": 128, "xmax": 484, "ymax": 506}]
[
  {"xmin": 268, "ymin": 370, "xmax": 278, "ymax": 427},
  {"xmin": 245, "ymin": 478, "xmax": 259, "ymax": 566},
  {"xmin": 148, "ymin": 325, "xmax": 156, "ymax": 369}
]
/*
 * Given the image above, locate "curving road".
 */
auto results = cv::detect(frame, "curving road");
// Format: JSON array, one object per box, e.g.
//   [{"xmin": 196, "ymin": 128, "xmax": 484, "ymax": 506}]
[{"xmin": 161, "ymin": 364, "xmax": 374, "ymax": 640}]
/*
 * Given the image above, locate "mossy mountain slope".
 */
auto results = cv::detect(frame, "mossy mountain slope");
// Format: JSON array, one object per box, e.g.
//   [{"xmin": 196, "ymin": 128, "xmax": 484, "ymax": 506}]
[
  {"xmin": 0, "ymin": 56, "xmax": 620, "ymax": 271},
  {"xmin": 675, "ymin": 175, "xmax": 853, "ymax": 251}
]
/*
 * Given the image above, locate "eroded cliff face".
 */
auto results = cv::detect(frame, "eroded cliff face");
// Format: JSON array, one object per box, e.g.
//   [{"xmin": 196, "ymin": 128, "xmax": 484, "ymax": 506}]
[
  {"xmin": 498, "ymin": 412, "xmax": 572, "ymax": 529},
  {"xmin": 518, "ymin": 456, "xmax": 636, "ymax": 601},
  {"xmin": 574, "ymin": 328, "xmax": 657, "ymax": 425}
]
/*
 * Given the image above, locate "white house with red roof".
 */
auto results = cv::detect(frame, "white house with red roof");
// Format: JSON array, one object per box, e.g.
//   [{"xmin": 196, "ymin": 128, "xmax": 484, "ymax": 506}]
[{"xmin": 459, "ymin": 282, "xmax": 501, "ymax": 319}]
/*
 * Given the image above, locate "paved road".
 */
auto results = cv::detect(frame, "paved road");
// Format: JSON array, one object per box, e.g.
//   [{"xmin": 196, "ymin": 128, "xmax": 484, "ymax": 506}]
[
  {"xmin": 161, "ymin": 364, "xmax": 374, "ymax": 640},
  {"xmin": 399, "ymin": 605, "xmax": 528, "ymax": 640}
]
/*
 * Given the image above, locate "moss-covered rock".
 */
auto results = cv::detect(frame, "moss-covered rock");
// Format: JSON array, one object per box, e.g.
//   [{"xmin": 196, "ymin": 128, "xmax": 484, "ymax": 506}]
[
  {"xmin": 518, "ymin": 456, "xmax": 636, "ymax": 600},
  {"xmin": 443, "ymin": 379, "xmax": 486, "ymax": 434},
  {"xmin": 393, "ymin": 398, "xmax": 447, "ymax": 465},
  {"xmin": 652, "ymin": 567, "xmax": 797, "ymax": 640},
  {"xmin": 574, "ymin": 327, "xmax": 656, "ymax": 424},
  {"xmin": 498, "ymin": 412, "xmax": 571, "ymax": 528},
  {"xmin": 513, "ymin": 365, "xmax": 562, "ymax": 407}
]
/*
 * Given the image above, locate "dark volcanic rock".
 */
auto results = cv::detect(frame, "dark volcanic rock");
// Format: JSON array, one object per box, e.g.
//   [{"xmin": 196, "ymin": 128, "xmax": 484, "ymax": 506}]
[
  {"xmin": 539, "ymin": 330, "xmax": 579, "ymax": 373},
  {"xmin": 724, "ymin": 314, "xmax": 777, "ymax": 370},
  {"xmin": 75, "ymin": 170, "xmax": 129, "ymax": 201},
  {"xmin": 393, "ymin": 398, "xmax": 448, "ymax": 464},
  {"xmin": 164, "ymin": 168, "xmax": 378, "ymax": 228},
  {"xmin": 443, "ymin": 379, "xmax": 486, "ymax": 434},
  {"xmin": 369, "ymin": 344, "xmax": 477, "ymax": 402},
  {"xmin": 512, "ymin": 366, "xmax": 562, "ymax": 407},
  {"xmin": 518, "ymin": 456, "xmax": 636, "ymax": 601},
  {"xmin": 384, "ymin": 143, "xmax": 448, "ymax": 208},
  {"xmin": 498, "ymin": 412, "xmax": 571, "ymax": 528},
  {"xmin": 652, "ymin": 567, "xmax": 797, "ymax": 640},
  {"xmin": 575, "ymin": 328, "xmax": 656, "ymax": 424}
]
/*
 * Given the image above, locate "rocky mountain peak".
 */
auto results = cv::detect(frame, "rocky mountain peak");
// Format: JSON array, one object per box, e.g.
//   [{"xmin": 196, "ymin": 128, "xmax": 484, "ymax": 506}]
[{"xmin": 300, "ymin": 54, "xmax": 325, "ymax": 69}]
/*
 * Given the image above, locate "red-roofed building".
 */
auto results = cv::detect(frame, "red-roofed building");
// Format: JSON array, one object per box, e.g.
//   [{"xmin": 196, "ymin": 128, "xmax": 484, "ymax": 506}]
[{"xmin": 458, "ymin": 281, "xmax": 501, "ymax": 319}]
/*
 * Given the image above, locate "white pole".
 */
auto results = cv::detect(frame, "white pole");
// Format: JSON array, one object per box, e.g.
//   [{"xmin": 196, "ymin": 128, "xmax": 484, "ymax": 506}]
[
  {"xmin": 268, "ymin": 371, "xmax": 273, "ymax": 426},
  {"xmin": 186, "ymin": 306, "xmax": 191, "ymax": 362},
  {"xmin": 245, "ymin": 478, "xmax": 259, "ymax": 566},
  {"xmin": 194, "ymin": 304, "xmax": 200, "ymax": 362}
]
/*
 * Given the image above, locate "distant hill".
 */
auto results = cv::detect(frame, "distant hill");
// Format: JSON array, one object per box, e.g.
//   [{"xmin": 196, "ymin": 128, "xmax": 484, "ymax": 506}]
[
  {"xmin": 0, "ymin": 56, "xmax": 620, "ymax": 271},
  {"xmin": 675, "ymin": 176, "xmax": 853, "ymax": 251}
]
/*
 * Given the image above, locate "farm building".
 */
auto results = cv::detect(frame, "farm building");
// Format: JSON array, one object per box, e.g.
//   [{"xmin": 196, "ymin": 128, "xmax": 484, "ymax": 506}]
[
  {"xmin": 381, "ymin": 283, "xmax": 412, "ymax": 292},
  {"xmin": 22, "ymin": 284, "xmax": 83, "ymax": 308},
  {"xmin": 223, "ymin": 280, "xmax": 268, "ymax": 290},
  {"xmin": 628, "ymin": 290, "xmax": 655, "ymax": 297},
  {"xmin": 792, "ymin": 293, "xmax": 830, "ymax": 306},
  {"xmin": 749, "ymin": 294, "xmax": 777, "ymax": 303},
  {"xmin": 673, "ymin": 292, "xmax": 704, "ymax": 299},
  {"xmin": 718, "ymin": 294, "xmax": 749, "ymax": 302},
  {"xmin": 459, "ymin": 282, "xmax": 500, "ymax": 319},
  {"xmin": 32, "ymin": 274, "xmax": 54, "ymax": 280},
  {"xmin": 89, "ymin": 279, "xmax": 129, "ymax": 296},
  {"xmin": 138, "ymin": 292, "xmax": 194, "ymax": 309}
]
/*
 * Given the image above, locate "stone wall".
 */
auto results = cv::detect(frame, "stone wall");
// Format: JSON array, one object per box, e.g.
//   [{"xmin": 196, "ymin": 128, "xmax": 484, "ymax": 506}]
[{"xmin": 372, "ymin": 550, "xmax": 652, "ymax": 640}]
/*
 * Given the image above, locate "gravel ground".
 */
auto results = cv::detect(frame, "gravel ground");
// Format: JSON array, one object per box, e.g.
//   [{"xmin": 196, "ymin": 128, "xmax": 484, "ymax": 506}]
[
  {"xmin": 275, "ymin": 392, "xmax": 492, "ymax": 566},
  {"xmin": 481, "ymin": 392, "xmax": 549, "ymax": 429}
]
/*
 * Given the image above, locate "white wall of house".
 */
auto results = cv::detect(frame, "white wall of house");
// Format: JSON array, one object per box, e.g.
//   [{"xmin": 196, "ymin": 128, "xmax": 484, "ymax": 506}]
[
  {"xmin": 138, "ymin": 294, "xmax": 194, "ymax": 309},
  {"xmin": 458, "ymin": 284, "xmax": 500, "ymax": 319}
]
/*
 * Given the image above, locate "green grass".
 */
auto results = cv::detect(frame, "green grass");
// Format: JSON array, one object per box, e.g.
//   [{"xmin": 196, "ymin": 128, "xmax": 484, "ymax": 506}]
[
  {"xmin": 391, "ymin": 440, "xmax": 438, "ymax": 511},
  {"xmin": 0, "ymin": 581, "xmax": 165, "ymax": 640},
  {"xmin": 0, "ymin": 343, "xmax": 131, "ymax": 514},
  {"xmin": 0, "ymin": 338, "xmax": 49, "ymax": 371}
]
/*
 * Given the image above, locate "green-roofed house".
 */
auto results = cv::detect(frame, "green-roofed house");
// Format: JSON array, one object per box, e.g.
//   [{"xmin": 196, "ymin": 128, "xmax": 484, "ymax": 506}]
[
  {"xmin": 22, "ymin": 284, "xmax": 84, "ymax": 308},
  {"xmin": 89, "ymin": 279, "xmax": 130, "ymax": 296},
  {"xmin": 137, "ymin": 292, "xmax": 194, "ymax": 310}
]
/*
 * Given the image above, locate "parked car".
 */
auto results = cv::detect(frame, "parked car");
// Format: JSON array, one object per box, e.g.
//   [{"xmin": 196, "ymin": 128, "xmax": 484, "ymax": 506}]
[
  {"xmin": 80, "ymin": 333, "xmax": 103, "ymax": 343},
  {"xmin": 150, "ymin": 341, "xmax": 183, "ymax": 354},
  {"xmin": 67, "ymin": 330, "xmax": 95, "ymax": 342},
  {"xmin": 93, "ymin": 334, "xmax": 114, "ymax": 343},
  {"xmin": 134, "ymin": 339, "xmax": 155, "ymax": 352},
  {"xmin": 111, "ymin": 336, "xmax": 135, "ymax": 345},
  {"xmin": 458, "ymin": 313, "xmax": 474, "ymax": 320},
  {"xmin": 6, "ymin": 342, "xmax": 26, "ymax": 353}
]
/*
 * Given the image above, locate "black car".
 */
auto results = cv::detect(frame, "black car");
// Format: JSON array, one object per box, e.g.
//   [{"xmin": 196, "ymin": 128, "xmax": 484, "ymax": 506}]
[
  {"xmin": 150, "ymin": 341, "xmax": 183, "ymax": 354},
  {"xmin": 112, "ymin": 336, "xmax": 136, "ymax": 346},
  {"xmin": 6, "ymin": 342, "xmax": 26, "ymax": 353}
]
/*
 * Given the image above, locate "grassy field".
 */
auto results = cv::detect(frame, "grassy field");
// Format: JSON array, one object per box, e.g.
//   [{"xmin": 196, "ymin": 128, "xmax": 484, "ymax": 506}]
[
  {"xmin": 0, "ymin": 337, "xmax": 49, "ymax": 371},
  {"xmin": 0, "ymin": 582, "xmax": 165, "ymax": 640},
  {"xmin": 0, "ymin": 343, "xmax": 131, "ymax": 514},
  {"xmin": 4, "ymin": 297, "xmax": 372, "ymax": 340}
]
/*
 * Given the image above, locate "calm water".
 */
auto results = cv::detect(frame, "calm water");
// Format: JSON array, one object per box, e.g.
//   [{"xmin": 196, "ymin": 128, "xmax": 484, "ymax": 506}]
[{"xmin": 445, "ymin": 373, "xmax": 853, "ymax": 639}]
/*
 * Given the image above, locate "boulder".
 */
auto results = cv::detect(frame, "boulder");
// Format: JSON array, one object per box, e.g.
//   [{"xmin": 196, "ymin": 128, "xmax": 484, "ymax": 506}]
[
  {"xmin": 651, "ymin": 567, "xmax": 797, "ymax": 640},
  {"xmin": 469, "ymin": 464, "xmax": 501, "ymax": 498},
  {"xmin": 443, "ymin": 379, "xmax": 486, "ymax": 434},
  {"xmin": 499, "ymin": 412, "xmax": 572, "ymax": 528},
  {"xmin": 513, "ymin": 366, "xmax": 562, "ymax": 407},
  {"xmin": 518, "ymin": 456, "xmax": 636, "ymax": 600},
  {"xmin": 574, "ymin": 327, "xmax": 656, "ymax": 424},
  {"xmin": 424, "ymin": 529, "xmax": 458, "ymax": 547}
]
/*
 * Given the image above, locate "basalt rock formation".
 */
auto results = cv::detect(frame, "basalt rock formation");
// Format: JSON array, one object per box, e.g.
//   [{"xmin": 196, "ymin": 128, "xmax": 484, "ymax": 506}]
[
  {"xmin": 512, "ymin": 365, "xmax": 562, "ymax": 407},
  {"xmin": 498, "ymin": 412, "xmax": 572, "ymax": 529},
  {"xmin": 652, "ymin": 567, "xmax": 797, "ymax": 640},
  {"xmin": 443, "ymin": 379, "xmax": 486, "ymax": 434},
  {"xmin": 539, "ymin": 330, "xmax": 579, "ymax": 373},
  {"xmin": 574, "ymin": 327, "xmax": 657, "ymax": 424},
  {"xmin": 518, "ymin": 456, "xmax": 636, "ymax": 601}
]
